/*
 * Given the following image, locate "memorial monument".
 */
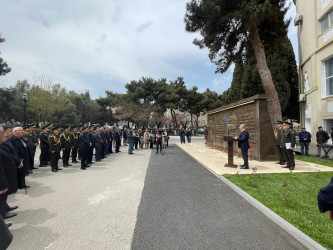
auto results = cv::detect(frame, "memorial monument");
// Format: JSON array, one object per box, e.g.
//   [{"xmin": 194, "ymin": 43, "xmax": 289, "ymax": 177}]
[{"xmin": 206, "ymin": 94, "xmax": 278, "ymax": 161}]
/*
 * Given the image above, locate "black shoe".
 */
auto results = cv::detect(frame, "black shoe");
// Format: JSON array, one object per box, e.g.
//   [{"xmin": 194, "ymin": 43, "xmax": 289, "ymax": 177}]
[
  {"xmin": 281, "ymin": 165, "xmax": 290, "ymax": 168},
  {"xmin": 90, "ymin": 162, "xmax": 95, "ymax": 164},
  {"xmin": 280, "ymin": 162, "xmax": 286, "ymax": 165},
  {"xmin": 39, "ymin": 165, "xmax": 47, "ymax": 167},
  {"xmin": 52, "ymin": 169, "xmax": 58, "ymax": 172},
  {"xmin": 86, "ymin": 165, "xmax": 90, "ymax": 168},
  {"xmin": 81, "ymin": 167, "xmax": 86, "ymax": 170},
  {"xmin": 240, "ymin": 165, "xmax": 249, "ymax": 169},
  {"xmin": 57, "ymin": 168, "xmax": 63, "ymax": 171},
  {"xmin": 28, "ymin": 170, "xmax": 33, "ymax": 174},
  {"xmin": 6, "ymin": 223, "xmax": 12, "ymax": 227},
  {"xmin": 24, "ymin": 185, "xmax": 30, "ymax": 189},
  {"xmin": 67, "ymin": 164, "xmax": 72, "ymax": 166},
  {"xmin": 46, "ymin": 162, "xmax": 51, "ymax": 165},
  {"xmin": 289, "ymin": 167, "xmax": 295, "ymax": 170},
  {"xmin": 32, "ymin": 167, "xmax": 38, "ymax": 170},
  {"xmin": 6, "ymin": 206, "xmax": 18, "ymax": 212},
  {"xmin": 2, "ymin": 212, "xmax": 17, "ymax": 219}
]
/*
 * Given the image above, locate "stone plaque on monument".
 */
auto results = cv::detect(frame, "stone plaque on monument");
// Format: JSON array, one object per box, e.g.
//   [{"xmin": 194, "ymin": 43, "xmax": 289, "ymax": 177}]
[{"xmin": 207, "ymin": 94, "xmax": 278, "ymax": 161}]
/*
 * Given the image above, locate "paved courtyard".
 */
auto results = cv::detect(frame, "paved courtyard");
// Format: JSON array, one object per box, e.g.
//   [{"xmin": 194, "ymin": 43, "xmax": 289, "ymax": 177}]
[
  {"xmin": 177, "ymin": 140, "xmax": 333, "ymax": 175},
  {"xmin": 7, "ymin": 143, "xmax": 309, "ymax": 249}
]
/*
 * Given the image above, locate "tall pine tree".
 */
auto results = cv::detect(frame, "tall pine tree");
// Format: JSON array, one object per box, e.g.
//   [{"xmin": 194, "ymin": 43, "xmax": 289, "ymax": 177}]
[{"xmin": 0, "ymin": 35, "xmax": 11, "ymax": 76}]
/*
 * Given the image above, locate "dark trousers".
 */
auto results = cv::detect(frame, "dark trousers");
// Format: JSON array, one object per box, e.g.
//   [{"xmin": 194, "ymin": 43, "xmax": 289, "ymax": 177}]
[
  {"xmin": 300, "ymin": 142, "xmax": 310, "ymax": 156},
  {"xmin": 277, "ymin": 145, "xmax": 286, "ymax": 162},
  {"xmin": 150, "ymin": 140, "xmax": 153, "ymax": 149},
  {"xmin": 62, "ymin": 148, "xmax": 71, "ymax": 166},
  {"xmin": 72, "ymin": 146, "xmax": 78, "ymax": 162},
  {"xmin": 109, "ymin": 141, "xmax": 113, "ymax": 153},
  {"xmin": 78, "ymin": 147, "xmax": 81, "ymax": 160},
  {"xmin": 156, "ymin": 140, "xmax": 162, "ymax": 152},
  {"xmin": 285, "ymin": 148, "xmax": 295, "ymax": 167},
  {"xmin": 241, "ymin": 147, "xmax": 249, "ymax": 167},
  {"xmin": 95, "ymin": 147, "xmax": 102, "ymax": 161},
  {"xmin": 40, "ymin": 147, "xmax": 49, "ymax": 166},
  {"xmin": 116, "ymin": 141, "xmax": 120, "ymax": 152},
  {"xmin": 0, "ymin": 194, "xmax": 7, "ymax": 216},
  {"xmin": 101, "ymin": 144, "xmax": 105, "ymax": 158},
  {"xmin": 17, "ymin": 168, "xmax": 26, "ymax": 189},
  {"xmin": 31, "ymin": 146, "xmax": 37, "ymax": 167},
  {"xmin": 50, "ymin": 152, "xmax": 60, "ymax": 170},
  {"xmin": 87, "ymin": 147, "xmax": 93, "ymax": 163},
  {"xmin": 81, "ymin": 147, "xmax": 88, "ymax": 169},
  {"xmin": 134, "ymin": 140, "xmax": 138, "ymax": 149}
]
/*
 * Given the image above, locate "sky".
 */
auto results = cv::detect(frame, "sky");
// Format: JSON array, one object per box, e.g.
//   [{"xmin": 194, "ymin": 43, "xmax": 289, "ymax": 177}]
[{"xmin": 0, "ymin": 0, "xmax": 298, "ymax": 99}]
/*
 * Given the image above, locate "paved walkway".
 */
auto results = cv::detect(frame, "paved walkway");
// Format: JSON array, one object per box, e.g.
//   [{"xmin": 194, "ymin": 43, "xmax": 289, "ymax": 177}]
[
  {"xmin": 6, "ymin": 143, "xmax": 306, "ymax": 249},
  {"xmin": 178, "ymin": 140, "xmax": 333, "ymax": 175},
  {"xmin": 131, "ymin": 144, "xmax": 304, "ymax": 249},
  {"xmin": 8, "ymin": 147, "xmax": 151, "ymax": 250}
]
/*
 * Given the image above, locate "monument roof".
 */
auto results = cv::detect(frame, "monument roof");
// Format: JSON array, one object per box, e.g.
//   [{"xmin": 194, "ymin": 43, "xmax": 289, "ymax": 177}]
[{"xmin": 206, "ymin": 94, "xmax": 269, "ymax": 115}]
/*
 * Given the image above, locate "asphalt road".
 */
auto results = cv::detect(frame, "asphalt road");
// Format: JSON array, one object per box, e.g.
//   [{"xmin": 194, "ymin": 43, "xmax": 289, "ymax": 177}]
[{"xmin": 6, "ymin": 143, "xmax": 304, "ymax": 249}]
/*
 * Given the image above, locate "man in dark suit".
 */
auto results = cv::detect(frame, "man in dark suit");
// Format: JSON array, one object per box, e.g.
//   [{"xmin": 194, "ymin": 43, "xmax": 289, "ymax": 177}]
[
  {"xmin": 79, "ymin": 126, "xmax": 92, "ymax": 170},
  {"xmin": 234, "ymin": 124, "xmax": 250, "ymax": 169},
  {"xmin": 114, "ymin": 127, "xmax": 121, "ymax": 153},
  {"xmin": 8, "ymin": 127, "xmax": 31, "ymax": 189}
]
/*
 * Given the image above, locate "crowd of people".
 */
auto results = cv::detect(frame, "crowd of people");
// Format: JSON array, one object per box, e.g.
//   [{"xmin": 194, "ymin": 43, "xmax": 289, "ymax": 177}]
[{"xmin": 0, "ymin": 123, "xmax": 170, "ymax": 233}]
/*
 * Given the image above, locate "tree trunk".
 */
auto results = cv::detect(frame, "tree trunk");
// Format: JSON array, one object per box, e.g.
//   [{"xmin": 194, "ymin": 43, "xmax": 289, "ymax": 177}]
[{"xmin": 249, "ymin": 25, "xmax": 282, "ymax": 125}]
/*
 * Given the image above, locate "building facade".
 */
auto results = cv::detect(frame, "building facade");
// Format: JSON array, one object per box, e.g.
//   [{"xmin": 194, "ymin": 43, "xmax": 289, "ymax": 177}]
[{"xmin": 295, "ymin": 0, "xmax": 333, "ymax": 139}]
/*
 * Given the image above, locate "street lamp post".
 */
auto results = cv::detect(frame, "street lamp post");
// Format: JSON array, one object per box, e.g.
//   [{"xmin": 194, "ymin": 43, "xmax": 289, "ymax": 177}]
[{"xmin": 22, "ymin": 93, "xmax": 28, "ymax": 126}]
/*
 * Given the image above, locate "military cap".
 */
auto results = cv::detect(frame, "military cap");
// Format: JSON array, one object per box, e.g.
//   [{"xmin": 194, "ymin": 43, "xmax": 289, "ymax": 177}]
[
  {"xmin": 72, "ymin": 124, "xmax": 79, "ymax": 128},
  {"xmin": 63, "ymin": 125, "xmax": 70, "ymax": 129},
  {"xmin": 282, "ymin": 121, "xmax": 291, "ymax": 126},
  {"xmin": 276, "ymin": 121, "xmax": 283, "ymax": 124},
  {"xmin": 52, "ymin": 126, "xmax": 59, "ymax": 131},
  {"xmin": 318, "ymin": 177, "xmax": 333, "ymax": 213},
  {"xmin": 42, "ymin": 123, "xmax": 51, "ymax": 129},
  {"xmin": 23, "ymin": 126, "xmax": 29, "ymax": 131},
  {"xmin": 28, "ymin": 123, "xmax": 36, "ymax": 128}
]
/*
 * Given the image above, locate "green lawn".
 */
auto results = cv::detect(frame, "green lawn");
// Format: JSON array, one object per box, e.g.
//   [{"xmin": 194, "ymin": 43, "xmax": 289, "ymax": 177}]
[
  {"xmin": 295, "ymin": 154, "xmax": 333, "ymax": 167},
  {"xmin": 225, "ymin": 172, "xmax": 333, "ymax": 249}
]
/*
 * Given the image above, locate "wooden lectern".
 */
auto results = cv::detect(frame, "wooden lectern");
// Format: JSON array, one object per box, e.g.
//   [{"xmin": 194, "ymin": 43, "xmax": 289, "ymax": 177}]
[{"xmin": 223, "ymin": 136, "xmax": 237, "ymax": 168}]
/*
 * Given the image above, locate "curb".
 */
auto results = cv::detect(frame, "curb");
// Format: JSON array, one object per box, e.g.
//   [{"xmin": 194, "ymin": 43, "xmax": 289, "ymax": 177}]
[{"xmin": 177, "ymin": 144, "xmax": 326, "ymax": 250}]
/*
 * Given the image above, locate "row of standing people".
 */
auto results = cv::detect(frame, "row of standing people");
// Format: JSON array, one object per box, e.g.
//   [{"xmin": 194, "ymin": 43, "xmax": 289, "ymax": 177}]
[{"xmin": 0, "ymin": 123, "xmax": 40, "ymax": 229}]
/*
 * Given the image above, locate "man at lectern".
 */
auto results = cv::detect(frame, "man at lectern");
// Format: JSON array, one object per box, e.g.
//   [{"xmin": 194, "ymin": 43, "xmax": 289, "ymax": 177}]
[{"xmin": 234, "ymin": 124, "xmax": 250, "ymax": 169}]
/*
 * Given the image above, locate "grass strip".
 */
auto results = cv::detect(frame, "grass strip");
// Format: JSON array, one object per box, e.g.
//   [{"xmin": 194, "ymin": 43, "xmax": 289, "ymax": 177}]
[
  {"xmin": 295, "ymin": 154, "xmax": 333, "ymax": 167},
  {"xmin": 225, "ymin": 172, "xmax": 333, "ymax": 249}
]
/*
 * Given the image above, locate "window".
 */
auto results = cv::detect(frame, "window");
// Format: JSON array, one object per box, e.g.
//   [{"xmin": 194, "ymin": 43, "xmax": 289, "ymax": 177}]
[
  {"xmin": 320, "ymin": 10, "xmax": 333, "ymax": 34},
  {"xmin": 321, "ymin": 15, "xmax": 330, "ymax": 33},
  {"xmin": 326, "ymin": 57, "xmax": 333, "ymax": 96}
]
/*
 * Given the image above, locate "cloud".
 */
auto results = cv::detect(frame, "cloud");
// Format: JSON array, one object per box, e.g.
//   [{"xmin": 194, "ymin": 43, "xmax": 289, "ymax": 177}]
[{"xmin": 0, "ymin": 0, "xmax": 299, "ymax": 98}]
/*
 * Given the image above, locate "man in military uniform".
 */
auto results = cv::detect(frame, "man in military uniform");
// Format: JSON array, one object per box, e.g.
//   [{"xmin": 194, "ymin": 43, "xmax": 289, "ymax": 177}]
[
  {"xmin": 39, "ymin": 124, "xmax": 51, "ymax": 167},
  {"xmin": 61, "ymin": 125, "xmax": 72, "ymax": 167},
  {"xmin": 280, "ymin": 121, "xmax": 296, "ymax": 170},
  {"xmin": 28, "ymin": 124, "xmax": 39, "ymax": 168},
  {"xmin": 274, "ymin": 121, "xmax": 286, "ymax": 165},
  {"xmin": 48, "ymin": 127, "xmax": 62, "ymax": 172},
  {"xmin": 70, "ymin": 125, "xmax": 80, "ymax": 164}
]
